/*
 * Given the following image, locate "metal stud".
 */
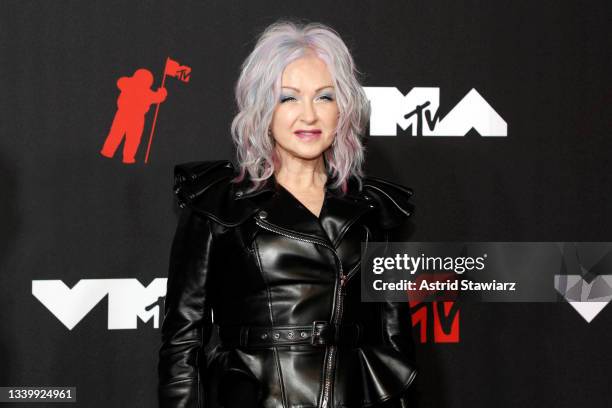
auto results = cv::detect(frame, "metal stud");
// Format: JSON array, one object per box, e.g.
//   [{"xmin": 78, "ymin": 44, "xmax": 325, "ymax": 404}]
[
  {"xmin": 272, "ymin": 332, "xmax": 280, "ymax": 340},
  {"xmin": 235, "ymin": 190, "xmax": 244, "ymax": 198},
  {"xmin": 300, "ymin": 331, "xmax": 308, "ymax": 338},
  {"xmin": 261, "ymin": 333, "xmax": 268, "ymax": 339},
  {"xmin": 287, "ymin": 331, "xmax": 295, "ymax": 339},
  {"xmin": 258, "ymin": 210, "xmax": 268, "ymax": 219}
]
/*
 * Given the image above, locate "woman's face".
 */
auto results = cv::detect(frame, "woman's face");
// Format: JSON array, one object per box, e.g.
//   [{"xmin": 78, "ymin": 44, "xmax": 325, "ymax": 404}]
[{"xmin": 270, "ymin": 54, "xmax": 339, "ymax": 164}]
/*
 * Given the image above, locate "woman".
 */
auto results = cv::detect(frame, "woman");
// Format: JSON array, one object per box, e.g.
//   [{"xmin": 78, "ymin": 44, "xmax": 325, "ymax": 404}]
[{"xmin": 158, "ymin": 20, "xmax": 417, "ymax": 408}]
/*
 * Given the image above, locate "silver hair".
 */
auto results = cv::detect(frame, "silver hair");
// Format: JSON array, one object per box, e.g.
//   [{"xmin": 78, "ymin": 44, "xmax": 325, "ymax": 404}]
[{"xmin": 230, "ymin": 19, "xmax": 370, "ymax": 194}]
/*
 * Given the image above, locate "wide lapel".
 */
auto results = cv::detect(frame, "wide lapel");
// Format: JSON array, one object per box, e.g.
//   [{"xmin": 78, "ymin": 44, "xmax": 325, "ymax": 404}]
[
  {"xmin": 233, "ymin": 173, "xmax": 330, "ymax": 246},
  {"xmin": 234, "ymin": 172, "xmax": 376, "ymax": 248},
  {"xmin": 257, "ymin": 180, "xmax": 332, "ymax": 246}
]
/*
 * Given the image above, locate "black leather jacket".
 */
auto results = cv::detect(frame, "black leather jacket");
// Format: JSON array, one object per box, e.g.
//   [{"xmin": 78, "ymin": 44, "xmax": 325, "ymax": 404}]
[{"xmin": 158, "ymin": 160, "xmax": 417, "ymax": 408}]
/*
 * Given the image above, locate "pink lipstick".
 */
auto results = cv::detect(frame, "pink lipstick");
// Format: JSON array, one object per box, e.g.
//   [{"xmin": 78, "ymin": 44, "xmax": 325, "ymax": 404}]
[{"xmin": 294, "ymin": 129, "xmax": 322, "ymax": 141}]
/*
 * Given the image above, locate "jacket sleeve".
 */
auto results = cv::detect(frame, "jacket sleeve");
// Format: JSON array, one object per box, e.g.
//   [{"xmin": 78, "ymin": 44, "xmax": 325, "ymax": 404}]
[
  {"xmin": 379, "ymin": 224, "xmax": 418, "ymax": 406},
  {"xmin": 364, "ymin": 177, "xmax": 418, "ymax": 397},
  {"xmin": 380, "ymin": 227, "xmax": 417, "ymax": 364},
  {"xmin": 158, "ymin": 206, "xmax": 215, "ymax": 408}
]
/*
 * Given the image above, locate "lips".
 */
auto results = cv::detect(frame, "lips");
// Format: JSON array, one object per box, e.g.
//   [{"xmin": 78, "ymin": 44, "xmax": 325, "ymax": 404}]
[{"xmin": 293, "ymin": 129, "xmax": 321, "ymax": 140}]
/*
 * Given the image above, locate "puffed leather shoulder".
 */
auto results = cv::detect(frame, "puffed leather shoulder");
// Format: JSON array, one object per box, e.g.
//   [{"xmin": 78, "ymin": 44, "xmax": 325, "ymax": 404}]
[
  {"xmin": 173, "ymin": 160, "xmax": 259, "ymax": 227},
  {"xmin": 361, "ymin": 176, "xmax": 414, "ymax": 230}
]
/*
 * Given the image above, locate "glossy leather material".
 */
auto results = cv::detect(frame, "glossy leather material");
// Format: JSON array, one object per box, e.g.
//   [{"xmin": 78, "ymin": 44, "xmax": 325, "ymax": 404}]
[{"xmin": 159, "ymin": 160, "xmax": 417, "ymax": 408}]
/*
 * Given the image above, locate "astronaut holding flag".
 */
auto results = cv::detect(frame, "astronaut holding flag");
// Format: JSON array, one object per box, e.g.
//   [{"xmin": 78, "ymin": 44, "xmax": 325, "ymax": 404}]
[{"xmin": 100, "ymin": 57, "xmax": 191, "ymax": 164}]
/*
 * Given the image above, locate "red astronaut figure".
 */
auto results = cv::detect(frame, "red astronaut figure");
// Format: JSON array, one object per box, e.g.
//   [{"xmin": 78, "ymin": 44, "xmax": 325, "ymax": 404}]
[{"xmin": 100, "ymin": 69, "xmax": 168, "ymax": 164}]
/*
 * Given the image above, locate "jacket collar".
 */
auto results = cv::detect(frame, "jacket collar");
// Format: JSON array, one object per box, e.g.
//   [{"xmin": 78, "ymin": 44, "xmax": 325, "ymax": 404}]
[{"xmin": 233, "ymin": 173, "xmax": 375, "ymax": 248}]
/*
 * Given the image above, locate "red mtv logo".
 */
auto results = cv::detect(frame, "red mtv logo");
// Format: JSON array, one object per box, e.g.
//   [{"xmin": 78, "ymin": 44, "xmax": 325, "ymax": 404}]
[
  {"xmin": 409, "ymin": 301, "xmax": 460, "ymax": 343},
  {"xmin": 406, "ymin": 272, "xmax": 460, "ymax": 343}
]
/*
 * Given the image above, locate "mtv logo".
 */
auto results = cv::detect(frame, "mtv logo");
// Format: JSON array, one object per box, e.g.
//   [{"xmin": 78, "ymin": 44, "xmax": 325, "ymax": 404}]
[
  {"xmin": 409, "ymin": 300, "xmax": 460, "ymax": 343},
  {"xmin": 363, "ymin": 87, "xmax": 507, "ymax": 137}
]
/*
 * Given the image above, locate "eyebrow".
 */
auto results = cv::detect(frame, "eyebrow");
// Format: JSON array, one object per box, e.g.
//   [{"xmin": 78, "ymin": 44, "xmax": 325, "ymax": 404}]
[{"xmin": 281, "ymin": 85, "xmax": 334, "ymax": 93}]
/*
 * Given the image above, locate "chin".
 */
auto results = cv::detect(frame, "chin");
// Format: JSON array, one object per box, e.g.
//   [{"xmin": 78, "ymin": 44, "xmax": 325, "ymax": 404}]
[
  {"xmin": 289, "ymin": 150, "xmax": 327, "ymax": 161},
  {"xmin": 278, "ymin": 141, "xmax": 331, "ymax": 161}
]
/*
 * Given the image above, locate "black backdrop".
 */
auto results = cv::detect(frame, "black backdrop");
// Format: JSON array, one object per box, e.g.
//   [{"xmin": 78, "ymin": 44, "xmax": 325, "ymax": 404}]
[{"xmin": 1, "ymin": 1, "xmax": 610, "ymax": 407}]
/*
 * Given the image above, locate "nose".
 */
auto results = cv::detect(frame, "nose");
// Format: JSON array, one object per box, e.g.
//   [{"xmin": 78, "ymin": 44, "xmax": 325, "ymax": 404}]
[{"xmin": 300, "ymin": 99, "xmax": 317, "ymax": 124}]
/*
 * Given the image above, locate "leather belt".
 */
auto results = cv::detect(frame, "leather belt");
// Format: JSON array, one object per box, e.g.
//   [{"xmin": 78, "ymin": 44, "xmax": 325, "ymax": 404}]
[{"xmin": 218, "ymin": 321, "xmax": 363, "ymax": 348}]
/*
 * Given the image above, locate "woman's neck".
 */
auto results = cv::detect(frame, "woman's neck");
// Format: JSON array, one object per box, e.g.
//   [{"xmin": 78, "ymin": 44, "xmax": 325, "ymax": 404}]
[{"xmin": 274, "ymin": 154, "xmax": 327, "ymax": 192}]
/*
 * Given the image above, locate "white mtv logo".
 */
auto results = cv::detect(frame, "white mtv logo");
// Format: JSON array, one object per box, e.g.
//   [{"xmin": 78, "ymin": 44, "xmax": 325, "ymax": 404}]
[
  {"xmin": 364, "ymin": 87, "xmax": 507, "ymax": 136},
  {"xmin": 32, "ymin": 279, "xmax": 167, "ymax": 330}
]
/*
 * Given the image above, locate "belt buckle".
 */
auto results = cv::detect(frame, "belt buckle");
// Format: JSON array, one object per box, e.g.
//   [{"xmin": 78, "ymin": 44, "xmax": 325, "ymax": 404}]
[{"xmin": 310, "ymin": 321, "xmax": 327, "ymax": 346}]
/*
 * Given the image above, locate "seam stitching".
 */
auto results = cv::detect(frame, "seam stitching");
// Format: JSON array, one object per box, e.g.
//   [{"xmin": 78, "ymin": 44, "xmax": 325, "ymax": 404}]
[
  {"xmin": 253, "ymin": 238, "xmax": 275, "ymax": 325},
  {"xmin": 363, "ymin": 184, "xmax": 411, "ymax": 217}
]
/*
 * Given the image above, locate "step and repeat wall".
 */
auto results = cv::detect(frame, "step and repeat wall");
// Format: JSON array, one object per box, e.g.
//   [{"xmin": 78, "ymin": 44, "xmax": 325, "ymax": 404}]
[{"xmin": 1, "ymin": 1, "xmax": 610, "ymax": 407}]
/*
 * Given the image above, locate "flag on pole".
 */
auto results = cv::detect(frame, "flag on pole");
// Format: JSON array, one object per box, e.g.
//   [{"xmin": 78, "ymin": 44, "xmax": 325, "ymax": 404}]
[
  {"xmin": 165, "ymin": 58, "xmax": 191, "ymax": 83},
  {"xmin": 144, "ymin": 57, "xmax": 192, "ymax": 164}
]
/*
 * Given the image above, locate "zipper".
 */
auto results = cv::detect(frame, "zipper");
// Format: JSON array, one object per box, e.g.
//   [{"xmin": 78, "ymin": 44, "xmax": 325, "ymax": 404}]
[
  {"xmin": 255, "ymin": 219, "xmax": 332, "ymax": 249},
  {"xmin": 254, "ymin": 219, "xmax": 344, "ymax": 408},
  {"xmin": 321, "ymin": 225, "xmax": 370, "ymax": 407},
  {"xmin": 321, "ymin": 268, "xmax": 351, "ymax": 408}
]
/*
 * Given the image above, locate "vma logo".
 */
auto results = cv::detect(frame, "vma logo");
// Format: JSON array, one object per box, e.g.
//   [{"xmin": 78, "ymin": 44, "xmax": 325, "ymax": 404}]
[
  {"xmin": 364, "ymin": 87, "xmax": 507, "ymax": 137},
  {"xmin": 32, "ymin": 279, "xmax": 167, "ymax": 330}
]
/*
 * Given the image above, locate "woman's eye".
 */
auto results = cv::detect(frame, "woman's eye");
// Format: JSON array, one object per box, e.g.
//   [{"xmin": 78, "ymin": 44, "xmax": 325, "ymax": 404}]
[{"xmin": 280, "ymin": 95, "xmax": 335, "ymax": 103}]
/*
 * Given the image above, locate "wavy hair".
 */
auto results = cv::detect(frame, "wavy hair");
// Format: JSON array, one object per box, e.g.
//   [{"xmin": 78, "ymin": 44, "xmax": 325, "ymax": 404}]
[{"xmin": 230, "ymin": 20, "xmax": 370, "ymax": 195}]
